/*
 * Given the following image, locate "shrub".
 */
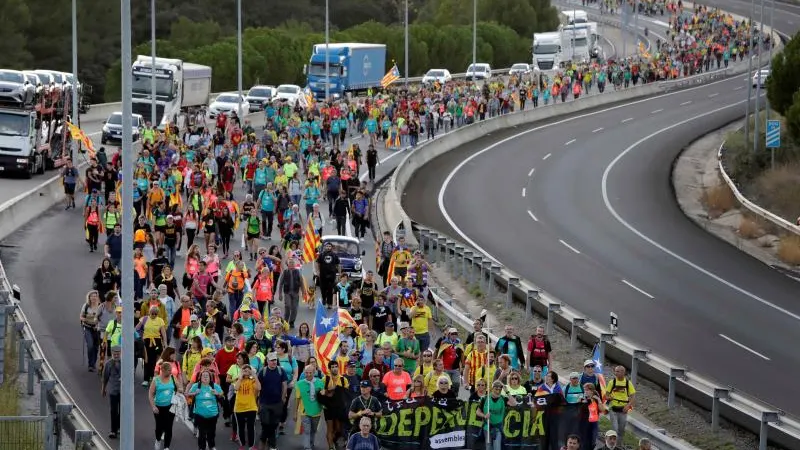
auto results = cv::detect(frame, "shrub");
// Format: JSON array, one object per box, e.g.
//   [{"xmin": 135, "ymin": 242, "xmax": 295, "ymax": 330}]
[
  {"xmin": 777, "ymin": 235, "xmax": 800, "ymax": 265},
  {"xmin": 702, "ymin": 184, "xmax": 736, "ymax": 217}
]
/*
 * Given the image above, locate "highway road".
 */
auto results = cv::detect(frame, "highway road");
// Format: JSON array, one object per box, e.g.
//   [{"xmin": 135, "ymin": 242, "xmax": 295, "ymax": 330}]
[{"xmin": 406, "ymin": 1, "xmax": 800, "ymax": 418}]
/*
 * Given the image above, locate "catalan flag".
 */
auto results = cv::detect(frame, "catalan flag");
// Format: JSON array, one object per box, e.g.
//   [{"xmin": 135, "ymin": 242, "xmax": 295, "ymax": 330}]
[
  {"xmin": 302, "ymin": 216, "xmax": 320, "ymax": 264},
  {"xmin": 313, "ymin": 300, "xmax": 340, "ymax": 375},
  {"xmin": 65, "ymin": 122, "xmax": 96, "ymax": 159},
  {"xmin": 381, "ymin": 64, "xmax": 401, "ymax": 89},
  {"xmin": 338, "ymin": 308, "xmax": 360, "ymax": 334}
]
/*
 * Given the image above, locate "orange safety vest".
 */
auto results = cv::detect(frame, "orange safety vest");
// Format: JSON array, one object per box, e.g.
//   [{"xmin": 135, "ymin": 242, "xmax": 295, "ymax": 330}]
[{"xmin": 226, "ymin": 269, "xmax": 246, "ymax": 293}]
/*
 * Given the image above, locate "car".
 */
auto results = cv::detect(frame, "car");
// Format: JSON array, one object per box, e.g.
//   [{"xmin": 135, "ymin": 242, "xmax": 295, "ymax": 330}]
[
  {"xmin": 752, "ymin": 69, "xmax": 770, "ymax": 88},
  {"xmin": 208, "ymin": 93, "xmax": 250, "ymax": 119},
  {"xmin": 273, "ymin": 84, "xmax": 305, "ymax": 105},
  {"xmin": 509, "ymin": 63, "xmax": 531, "ymax": 76},
  {"xmin": 245, "ymin": 85, "xmax": 275, "ymax": 112},
  {"xmin": 101, "ymin": 112, "xmax": 144, "ymax": 144},
  {"xmin": 590, "ymin": 45, "xmax": 603, "ymax": 59},
  {"xmin": 320, "ymin": 235, "xmax": 366, "ymax": 281},
  {"xmin": 0, "ymin": 69, "xmax": 35, "ymax": 107},
  {"xmin": 465, "ymin": 63, "xmax": 492, "ymax": 81},
  {"xmin": 422, "ymin": 69, "xmax": 452, "ymax": 85}
]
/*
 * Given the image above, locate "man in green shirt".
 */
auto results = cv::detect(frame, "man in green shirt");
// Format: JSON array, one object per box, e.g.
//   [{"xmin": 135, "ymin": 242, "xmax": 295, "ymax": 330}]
[
  {"xmin": 294, "ymin": 365, "xmax": 324, "ymax": 449},
  {"xmin": 104, "ymin": 306, "xmax": 124, "ymax": 347},
  {"xmin": 396, "ymin": 322, "xmax": 420, "ymax": 374}
]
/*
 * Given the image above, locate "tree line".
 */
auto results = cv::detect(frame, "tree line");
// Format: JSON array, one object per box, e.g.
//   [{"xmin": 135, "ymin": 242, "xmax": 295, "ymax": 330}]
[{"xmin": 0, "ymin": 0, "xmax": 558, "ymax": 103}]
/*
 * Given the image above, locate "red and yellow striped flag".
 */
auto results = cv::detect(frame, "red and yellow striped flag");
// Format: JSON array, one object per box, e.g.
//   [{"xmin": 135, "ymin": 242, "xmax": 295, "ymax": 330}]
[
  {"xmin": 314, "ymin": 300, "xmax": 340, "ymax": 375},
  {"xmin": 302, "ymin": 216, "xmax": 320, "ymax": 264}
]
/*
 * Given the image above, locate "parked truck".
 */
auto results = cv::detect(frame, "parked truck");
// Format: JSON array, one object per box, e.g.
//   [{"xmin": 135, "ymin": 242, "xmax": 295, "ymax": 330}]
[
  {"xmin": 305, "ymin": 43, "xmax": 386, "ymax": 101},
  {"xmin": 560, "ymin": 26, "xmax": 591, "ymax": 64},
  {"xmin": 131, "ymin": 56, "xmax": 212, "ymax": 129},
  {"xmin": 532, "ymin": 32, "xmax": 563, "ymax": 71}
]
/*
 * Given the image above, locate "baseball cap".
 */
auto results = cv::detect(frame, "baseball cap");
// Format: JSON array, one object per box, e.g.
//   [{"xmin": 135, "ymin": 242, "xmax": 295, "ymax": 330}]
[
  {"xmin": 190, "ymin": 314, "xmax": 199, "ymax": 321},
  {"xmin": 360, "ymin": 380, "xmax": 371, "ymax": 387},
  {"xmin": 583, "ymin": 359, "xmax": 596, "ymax": 367},
  {"xmin": 569, "ymin": 372, "xmax": 581, "ymax": 379},
  {"xmin": 115, "ymin": 306, "xmax": 123, "ymax": 312},
  {"xmin": 346, "ymin": 361, "xmax": 357, "ymax": 368},
  {"xmin": 447, "ymin": 327, "xmax": 459, "ymax": 334},
  {"xmin": 201, "ymin": 348, "xmax": 214, "ymax": 356},
  {"xmin": 605, "ymin": 430, "xmax": 618, "ymax": 438},
  {"xmin": 385, "ymin": 322, "xmax": 394, "ymax": 327},
  {"xmin": 267, "ymin": 352, "xmax": 278, "ymax": 361},
  {"xmin": 241, "ymin": 305, "xmax": 252, "ymax": 312},
  {"xmin": 399, "ymin": 322, "xmax": 410, "ymax": 330}
]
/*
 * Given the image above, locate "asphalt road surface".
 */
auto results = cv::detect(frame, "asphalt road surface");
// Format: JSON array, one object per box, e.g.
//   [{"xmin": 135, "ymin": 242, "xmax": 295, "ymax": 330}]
[{"xmin": 405, "ymin": 3, "xmax": 800, "ymax": 417}]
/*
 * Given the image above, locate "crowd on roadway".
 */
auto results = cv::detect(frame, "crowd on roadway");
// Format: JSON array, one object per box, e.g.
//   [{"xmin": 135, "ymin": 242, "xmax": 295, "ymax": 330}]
[{"xmin": 55, "ymin": 25, "xmax": 728, "ymax": 447}]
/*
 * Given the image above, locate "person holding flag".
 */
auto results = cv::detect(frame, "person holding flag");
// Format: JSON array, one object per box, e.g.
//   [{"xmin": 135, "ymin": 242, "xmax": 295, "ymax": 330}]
[{"xmin": 386, "ymin": 235, "xmax": 411, "ymax": 282}]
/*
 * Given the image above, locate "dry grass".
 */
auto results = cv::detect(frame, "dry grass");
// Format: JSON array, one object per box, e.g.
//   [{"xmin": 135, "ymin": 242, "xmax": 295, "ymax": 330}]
[
  {"xmin": 0, "ymin": 326, "xmax": 19, "ymax": 415},
  {"xmin": 750, "ymin": 162, "xmax": 800, "ymax": 223},
  {"xmin": 703, "ymin": 184, "xmax": 736, "ymax": 218},
  {"xmin": 778, "ymin": 235, "xmax": 800, "ymax": 266},
  {"xmin": 738, "ymin": 216, "xmax": 765, "ymax": 239}
]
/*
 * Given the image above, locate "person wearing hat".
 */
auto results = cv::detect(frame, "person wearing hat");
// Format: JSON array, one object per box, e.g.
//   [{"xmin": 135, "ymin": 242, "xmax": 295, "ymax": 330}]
[
  {"xmin": 434, "ymin": 327, "xmax": 464, "ymax": 393},
  {"xmin": 598, "ymin": 429, "xmax": 619, "ymax": 450},
  {"xmin": 294, "ymin": 365, "xmax": 325, "ymax": 448},
  {"xmin": 564, "ymin": 372, "xmax": 586, "ymax": 404},
  {"xmin": 347, "ymin": 380, "xmax": 382, "ymax": 434},
  {"xmin": 101, "ymin": 345, "xmax": 122, "ymax": 439},
  {"xmin": 579, "ymin": 359, "xmax": 605, "ymax": 400},
  {"xmin": 396, "ymin": 322, "xmax": 420, "ymax": 374}
]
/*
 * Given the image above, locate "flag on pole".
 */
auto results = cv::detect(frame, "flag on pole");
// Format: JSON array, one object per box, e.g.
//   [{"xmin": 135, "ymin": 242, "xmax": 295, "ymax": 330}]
[
  {"xmin": 302, "ymin": 216, "xmax": 320, "ymax": 264},
  {"xmin": 381, "ymin": 64, "xmax": 401, "ymax": 88},
  {"xmin": 65, "ymin": 122, "xmax": 96, "ymax": 159},
  {"xmin": 337, "ymin": 308, "xmax": 360, "ymax": 335},
  {"xmin": 313, "ymin": 300, "xmax": 340, "ymax": 375}
]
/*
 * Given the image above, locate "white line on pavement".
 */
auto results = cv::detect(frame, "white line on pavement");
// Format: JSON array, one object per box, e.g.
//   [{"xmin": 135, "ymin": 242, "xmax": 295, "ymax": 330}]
[
  {"xmin": 708, "ymin": 93, "xmax": 719, "ymax": 98},
  {"xmin": 559, "ymin": 239, "xmax": 581, "ymax": 254},
  {"xmin": 542, "ymin": 153, "xmax": 551, "ymax": 160},
  {"xmin": 527, "ymin": 210, "xmax": 538, "ymax": 222},
  {"xmin": 564, "ymin": 139, "xmax": 576, "ymax": 146},
  {"xmin": 522, "ymin": 188, "xmax": 526, "ymax": 197},
  {"xmin": 651, "ymin": 109, "xmax": 663, "ymax": 114},
  {"xmin": 719, "ymin": 334, "xmax": 771, "ymax": 360},
  {"xmin": 680, "ymin": 101, "xmax": 692, "ymax": 106},
  {"xmin": 621, "ymin": 117, "xmax": 633, "ymax": 123},
  {"xmin": 622, "ymin": 279, "xmax": 655, "ymax": 299},
  {"xmin": 733, "ymin": 86, "xmax": 744, "ymax": 91},
  {"xmin": 528, "ymin": 168, "xmax": 535, "ymax": 177},
  {"xmin": 592, "ymin": 127, "xmax": 604, "ymax": 133}
]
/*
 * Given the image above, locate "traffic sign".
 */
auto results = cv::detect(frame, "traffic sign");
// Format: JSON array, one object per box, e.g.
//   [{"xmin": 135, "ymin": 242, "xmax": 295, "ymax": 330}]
[{"xmin": 766, "ymin": 119, "xmax": 781, "ymax": 149}]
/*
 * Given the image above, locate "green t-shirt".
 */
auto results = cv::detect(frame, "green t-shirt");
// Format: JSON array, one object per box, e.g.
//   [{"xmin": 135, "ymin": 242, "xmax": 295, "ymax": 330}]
[
  {"xmin": 227, "ymin": 364, "xmax": 241, "ymax": 382},
  {"xmin": 247, "ymin": 216, "xmax": 260, "ymax": 235},
  {"xmin": 295, "ymin": 378, "xmax": 325, "ymax": 417},
  {"xmin": 484, "ymin": 395, "xmax": 505, "ymax": 426},
  {"xmin": 397, "ymin": 338, "xmax": 420, "ymax": 373}
]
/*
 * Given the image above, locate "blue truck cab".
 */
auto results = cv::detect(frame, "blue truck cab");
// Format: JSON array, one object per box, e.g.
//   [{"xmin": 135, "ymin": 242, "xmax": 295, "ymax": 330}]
[{"xmin": 305, "ymin": 43, "xmax": 386, "ymax": 101}]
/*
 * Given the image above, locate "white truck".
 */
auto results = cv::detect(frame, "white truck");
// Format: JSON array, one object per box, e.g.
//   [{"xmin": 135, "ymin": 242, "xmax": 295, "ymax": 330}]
[
  {"xmin": 532, "ymin": 32, "xmax": 563, "ymax": 71},
  {"xmin": 561, "ymin": 26, "xmax": 591, "ymax": 63},
  {"xmin": 561, "ymin": 9, "xmax": 588, "ymax": 26},
  {"xmin": 131, "ymin": 56, "xmax": 212, "ymax": 129}
]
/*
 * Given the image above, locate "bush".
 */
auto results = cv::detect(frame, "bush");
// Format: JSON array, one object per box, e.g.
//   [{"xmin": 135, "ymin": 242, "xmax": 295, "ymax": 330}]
[
  {"xmin": 778, "ymin": 235, "xmax": 800, "ymax": 265},
  {"xmin": 702, "ymin": 184, "xmax": 736, "ymax": 218},
  {"xmin": 738, "ymin": 216, "xmax": 765, "ymax": 239},
  {"xmin": 750, "ymin": 162, "xmax": 800, "ymax": 222}
]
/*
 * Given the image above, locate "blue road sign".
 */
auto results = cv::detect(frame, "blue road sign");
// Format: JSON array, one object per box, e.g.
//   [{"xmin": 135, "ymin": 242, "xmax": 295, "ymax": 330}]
[{"xmin": 766, "ymin": 120, "xmax": 781, "ymax": 149}]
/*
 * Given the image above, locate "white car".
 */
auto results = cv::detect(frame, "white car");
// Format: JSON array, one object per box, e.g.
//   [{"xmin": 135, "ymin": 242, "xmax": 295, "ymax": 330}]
[
  {"xmin": 273, "ymin": 84, "xmax": 304, "ymax": 105},
  {"xmin": 245, "ymin": 85, "xmax": 275, "ymax": 112},
  {"xmin": 422, "ymin": 69, "xmax": 452, "ymax": 85},
  {"xmin": 465, "ymin": 63, "xmax": 492, "ymax": 81},
  {"xmin": 752, "ymin": 69, "xmax": 770, "ymax": 88},
  {"xmin": 208, "ymin": 93, "xmax": 250, "ymax": 118},
  {"xmin": 509, "ymin": 63, "xmax": 531, "ymax": 76},
  {"xmin": 0, "ymin": 69, "xmax": 35, "ymax": 107}
]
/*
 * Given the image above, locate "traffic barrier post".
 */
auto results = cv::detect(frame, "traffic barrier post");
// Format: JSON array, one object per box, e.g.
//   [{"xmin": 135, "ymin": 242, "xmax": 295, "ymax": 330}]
[
  {"xmin": 546, "ymin": 303, "xmax": 561, "ymax": 336},
  {"xmin": 39, "ymin": 380, "xmax": 56, "ymax": 416},
  {"xmin": 437, "ymin": 237, "xmax": 447, "ymax": 264},
  {"xmin": 454, "ymin": 246, "xmax": 464, "ymax": 278},
  {"xmin": 506, "ymin": 277, "xmax": 520, "ymax": 309},
  {"xmin": 489, "ymin": 265, "xmax": 502, "ymax": 298},
  {"xmin": 27, "ymin": 359, "xmax": 43, "ymax": 395},
  {"xmin": 462, "ymin": 250, "xmax": 472, "ymax": 281},
  {"xmin": 712, "ymin": 388, "xmax": 730, "ymax": 432},
  {"xmin": 570, "ymin": 317, "xmax": 585, "ymax": 351},
  {"xmin": 19, "ymin": 339, "xmax": 32, "ymax": 373},
  {"xmin": 759, "ymin": 411, "xmax": 781, "ymax": 450},
  {"xmin": 630, "ymin": 349, "xmax": 649, "ymax": 385},
  {"xmin": 668, "ymin": 368, "xmax": 686, "ymax": 409}
]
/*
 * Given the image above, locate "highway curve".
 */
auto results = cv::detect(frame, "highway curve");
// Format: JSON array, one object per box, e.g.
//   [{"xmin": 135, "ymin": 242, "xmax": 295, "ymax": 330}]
[{"xmin": 405, "ymin": 1, "xmax": 800, "ymax": 417}]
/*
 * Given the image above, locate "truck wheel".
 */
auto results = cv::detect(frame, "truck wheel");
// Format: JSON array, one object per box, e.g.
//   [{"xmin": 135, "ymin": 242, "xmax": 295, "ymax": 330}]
[
  {"xmin": 36, "ymin": 154, "xmax": 45, "ymax": 175},
  {"xmin": 45, "ymin": 154, "xmax": 54, "ymax": 171},
  {"xmin": 23, "ymin": 161, "xmax": 33, "ymax": 179}
]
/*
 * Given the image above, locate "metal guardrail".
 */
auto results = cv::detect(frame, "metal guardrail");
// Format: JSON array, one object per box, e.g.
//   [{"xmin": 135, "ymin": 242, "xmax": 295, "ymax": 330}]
[
  {"xmin": 0, "ymin": 258, "xmax": 109, "ymax": 450},
  {"xmin": 717, "ymin": 140, "xmax": 800, "ymax": 236}
]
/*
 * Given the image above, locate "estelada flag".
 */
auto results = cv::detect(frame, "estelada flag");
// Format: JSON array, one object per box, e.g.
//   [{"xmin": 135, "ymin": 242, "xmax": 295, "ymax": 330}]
[{"xmin": 66, "ymin": 121, "xmax": 96, "ymax": 159}]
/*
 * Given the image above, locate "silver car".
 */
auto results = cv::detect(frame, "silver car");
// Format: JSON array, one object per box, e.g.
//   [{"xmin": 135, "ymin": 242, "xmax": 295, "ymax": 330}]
[
  {"xmin": 0, "ymin": 70, "xmax": 34, "ymax": 107},
  {"xmin": 245, "ymin": 85, "xmax": 275, "ymax": 112}
]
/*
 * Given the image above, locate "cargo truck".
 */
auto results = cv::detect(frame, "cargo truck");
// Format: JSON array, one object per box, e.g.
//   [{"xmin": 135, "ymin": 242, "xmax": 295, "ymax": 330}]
[
  {"xmin": 561, "ymin": 26, "xmax": 591, "ymax": 64},
  {"xmin": 532, "ymin": 32, "xmax": 563, "ymax": 71},
  {"xmin": 305, "ymin": 43, "xmax": 386, "ymax": 101},
  {"xmin": 131, "ymin": 56, "xmax": 212, "ymax": 129}
]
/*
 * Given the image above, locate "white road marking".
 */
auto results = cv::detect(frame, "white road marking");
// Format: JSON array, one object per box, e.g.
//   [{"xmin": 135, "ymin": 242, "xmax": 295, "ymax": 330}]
[
  {"xmin": 559, "ymin": 239, "xmax": 581, "ymax": 254},
  {"xmin": 680, "ymin": 101, "xmax": 692, "ymax": 106},
  {"xmin": 719, "ymin": 334, "xmax": 771, "ymax": 360},
  {"xmin": 622, "ymin": 279, "xmax": 654, "ymax": 299},
  {"xmin": 542, "ymin": 153, "xmax": 552, "ymax": 160},
  {"xmin": 708, "ymin": 93, "xmax": 719, "ymax": 98},
  {"xmin": 601, "ymin": 94, "xmax": 800, "ymax": 323},
  {"xmin": 733, "ymin": 86, "xmax": 744, "ymax": 91},
  {"xmin": 528, "ymin": 168, "xmax": 535, "ymax": 177},
  {"xmin": 527, "ymin": 210, "xmax": 538, "ymax": 222},
  {"xmin": 522, "ymin": 188, "xmax": 526, "ymax": 197},
  {"xmin": 565, "ymin": 139, "xmax": 576, "ymax": 146},
  {"xmin": 592, "ymin": 127, "xmax": 604, "ymax": 133},
  {"xmin": 621, "ymin": 117, "xmax": 633, "ymax": 123},
  {"xmin": 651, "ymin": 109, "xmax": 663, "ymax": 114}
]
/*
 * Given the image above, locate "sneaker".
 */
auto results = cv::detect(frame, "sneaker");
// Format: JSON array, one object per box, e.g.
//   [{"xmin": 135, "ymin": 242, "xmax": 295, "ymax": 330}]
[
  {"xmin": 153, "ymin": 440, "xmax": 161, "ymax": 450},
  {"xmin": 231, "ymin": 432, "xmax": 238, "ymax": 442},
  {"xmin": 141, "ymin": 380, "xmax": 149, "ymax": 387},
  {"xmin": 108, "ymin": 432, "xmax": 117, "ymax": 439}
]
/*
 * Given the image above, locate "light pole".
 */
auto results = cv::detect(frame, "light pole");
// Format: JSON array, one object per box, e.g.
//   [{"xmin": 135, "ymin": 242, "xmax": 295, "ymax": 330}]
[
  {"xmin": 766, "ymin": 0, "xmax": 775, "ymax": 168},
  {"xmin": 404, "ymin": 0, "xmax": 409, "ymax": 87},
  {"xmin": 472, "ymin": 0, "xmax": 477, "ymax": 85},
  {"xmin": 745, "ymin": 0, "xmax": 755, "ymax": 147},
  {"xmin": 236, "ymin": 0, "xmax": 243, "ymax": 119},
  {"xmin": 753, "ymin": 0, "xmax": 765, "ymax": 153},
  {"xmin": 71, "ymin": 0, "xmax": 79, "ymax": 159},
  {"xmin": 119, "ymin": 0, "xmax": 135, "ymax": 450},
  {"xmin": 151, "ymin": 0, "xmax": 157, "ymax": 127},
  {"xmin": 622, "ymin": 2, "xmax": 627, "ymax": 59},
  {"xmin": 325, "ymin": 0, "xmax": 330, "ymax": 102}
]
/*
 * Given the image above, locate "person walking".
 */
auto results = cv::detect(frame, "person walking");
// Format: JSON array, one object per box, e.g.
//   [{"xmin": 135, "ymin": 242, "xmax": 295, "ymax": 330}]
[
  {"xmin": 149, "ymin": 361, "xmax": 183, "ymax": 450},
  {"xmin": 276, "ymin": 257, "xmax": 304, "ymax": 328},
  {"xmin": 294, "ymin": 365, "xmax": 324, "ymax": 450},
  {"xmin": 257, "ymin": 352, "xmax": 288, "ymax": 450},
  {"xmin": 100, "ymin": 345, "xmax": 122, "ymax": 439},
  {"xmin": 233, "ymin": 363, "xmax": 261, "ymax": 450},
  {"xmin": 187, "ymin": 370, "xmax": 224, "ymax": 450}
]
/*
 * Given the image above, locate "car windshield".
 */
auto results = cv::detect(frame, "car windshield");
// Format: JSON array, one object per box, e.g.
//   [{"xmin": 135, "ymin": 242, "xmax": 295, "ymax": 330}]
[
  {"xmin": 0, "ymin": 71, "xmax": 25, "ymax": 84},
  {"xmin": 66, "ymin": 74, "xmax": 76, "ymax": 84},
  {"xmin": 277, "ymin": 86, "xmax": 298, "ymax": 94},
  {"xmin": 468, "ymin": 65, "xmax": 488, "ymax": 72},
  {"xmin": 511, "ymin": 64, "xmax": 528, "ymax": 70},
  {"xmin": 534, "ymin": 43, "xmax": 560, "ymax": 54},
  {"xmin": 324, "ymin": 240, "xmax": 359, "ymax": 255},
  {"xmin": 249, "ymin": 88, "xmax": 273, "ymax": 97},
  {"xmin": 426, "ymin": 70, "xmax": 445, "ymax": 77},
  {"xmin": 0, "ymin": 113, "xmax": 30, "ymax": 137},
  {"xmin": 216, "ymin": 95, "xmax": 239, "ymax": 103},
  {"xmin": 107, "ymin": 115, "xmax": 140, "ymax": 126},
  {"xmin": 49, "ymin": 72, "xmax": 63, "ymax": 83},
  {"xmin": 308, "ymin": 64, "xmax": 341, "ymax": 77}
]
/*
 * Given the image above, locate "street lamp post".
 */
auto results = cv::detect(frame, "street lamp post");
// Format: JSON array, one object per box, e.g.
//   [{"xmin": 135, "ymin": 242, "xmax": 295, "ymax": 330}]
[
  {"xmin": 472, "ymin": 0, "xmax": 477, "ymax": 84},
  {"xmin": 753, "ymin": 0, "xmax": 765, "ymax": 153},
  {"xmin": 325, "ymin": 0, "xmax": 330, "ymax": 102},
  {"xmin": 119, "ymin": 1, "xmax": 135, "ymax": 450},
  {"xmin": 237, "ymin": 0, "xmax": 243, "ymax": 119},
  {"xmin": 766, "ymin": 0, "xmax": 775, "ymax": 168},
  {"xmin": 404, "ymin": 0, "xmax": 409, "ymax": 87},
  {"xmin": 151, "ymin": 0, "xmax": 157, "ymax": 127},
  {"xmin": 745, "ymin": 0, "xmax": 755, "ymax": 147},
  {"xmin": 71, "ymin": 0, "xmax": 79, "ymax": 160}
]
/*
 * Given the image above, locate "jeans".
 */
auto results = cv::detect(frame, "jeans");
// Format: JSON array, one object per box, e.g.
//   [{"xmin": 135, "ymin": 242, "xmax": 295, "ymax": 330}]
[
  {"xmin": 416, "ymin": 332, "xmax": 430, "ymax": 353},
  {"xmin": 283, "ymin": 291, "xmax": 300, "ymax": 325},
  {"xmin": 446, "ymin": 369, "xmax": 461, "ymax": 393},
  {"xmin": 302, "ymin": 415, "xmax": 322, "ymax": 450},
  {"xmin": 236, "ymin": 411, "xmax": 257, "ymax": 447},
  {"xmin": 229, "ymin": 290, "xmax": 244, "ymax": 315},
  {"xmin": 164, "ymin": 244, "xmax": 176, "ymax": 267},
  {"xmin": 109, "ymin": 394, "xmax": 120, "ymax": 434},
  {"xmin": 195, "ymin": 414, "xmax": 218, "ymax": 449},
  {"xmin": 335, "ymin": 215, "xmax": 346, "ymax": 235},
  {"xmin": 153, "ymin": 405, "xmax": 175, "ymax": 447},
  {"xmin": 261, "ymin": 210, "xmax": 274, "ymax": 237},
  {"xmin": 83, "ymin": 327, "xmax": 99, "ymax": 369},
  {"xmin": 489, "ymin": 424, "xmax": 502, "ymax": 450},
  {"xmin": 609, "ymin": 409, "xmax": 629, "ymax": 438}
]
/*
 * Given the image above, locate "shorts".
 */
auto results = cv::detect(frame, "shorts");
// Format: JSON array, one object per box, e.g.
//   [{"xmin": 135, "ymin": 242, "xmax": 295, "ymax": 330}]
[
  {"xmin": 64, "ymin": 183, "xmax": 76, "ymax": 195},
  {"xmin": 154, "ymin": 225, "xmax": 166, "ymax": 234},
  {"xmin": 247, "ymin": 231, "xmax": 260, "ymax": 240}
]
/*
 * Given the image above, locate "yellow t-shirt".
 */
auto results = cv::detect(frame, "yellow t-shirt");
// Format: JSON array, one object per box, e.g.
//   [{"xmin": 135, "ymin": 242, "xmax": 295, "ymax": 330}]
[
  {"xmin": 607, "ymin": 377, "xmax": 636, "ymax": 409},
  {"xmin": 142, "ymin": 316, "xmax": 165, "ymax": 340},
  {"xmin": 234, "ymin": 378, "xmax": 259, "ymax": 413},
  {"xmin": 424, "ymin": 370, "xmax": 450, "ymax": 395},
  {"xmin": 410, "ymin": 305, "xmax": 432, "ymax": 335},
  {"xmin": 376, "ymin": 332, "xmax": 399, "ymax": 351}
]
